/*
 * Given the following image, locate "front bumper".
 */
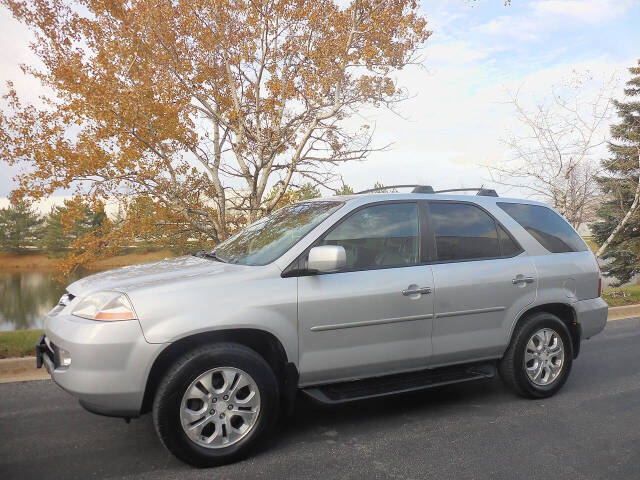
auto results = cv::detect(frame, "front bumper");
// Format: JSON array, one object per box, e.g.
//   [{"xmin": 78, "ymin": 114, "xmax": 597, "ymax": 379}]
[
  {"xmin": 574, "ymin": 297, "xmax": 608, "ymax": 339},
  {"xmin": 37, "ymin": 312, "xmax": 166, "ymax": 418}
]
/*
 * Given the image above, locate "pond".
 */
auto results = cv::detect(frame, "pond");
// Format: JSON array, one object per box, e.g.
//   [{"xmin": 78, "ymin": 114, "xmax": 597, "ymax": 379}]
[{"xmin": 0, "ymin": 270, "xmax": 87, "ymax": 331}]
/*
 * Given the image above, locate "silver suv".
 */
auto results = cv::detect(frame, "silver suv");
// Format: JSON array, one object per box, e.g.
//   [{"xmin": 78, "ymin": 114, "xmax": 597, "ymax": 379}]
[{"xmin": 36, "ymin": 186, "xmax": 608, "ymax": 467}]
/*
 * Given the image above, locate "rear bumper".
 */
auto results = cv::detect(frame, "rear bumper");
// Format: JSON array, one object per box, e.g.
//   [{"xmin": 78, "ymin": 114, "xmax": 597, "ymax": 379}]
[
  {"xmin": 38, "ymin": 312, "xmax": 166, "ymax": 418},
  {"xmin": 574, "ymin": 297, "xmax": 608, "ymax": 339}
]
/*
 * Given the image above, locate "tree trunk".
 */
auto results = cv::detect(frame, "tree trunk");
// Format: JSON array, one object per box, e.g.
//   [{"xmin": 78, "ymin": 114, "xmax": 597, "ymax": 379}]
[{"xmin": 596, "ymin": 149, "xmax": 640, "ymax": 258}]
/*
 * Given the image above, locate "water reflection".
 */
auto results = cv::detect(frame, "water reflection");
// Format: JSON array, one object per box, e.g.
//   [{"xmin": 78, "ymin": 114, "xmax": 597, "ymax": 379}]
[{"xmin": 0, "ymin": 271, "xmax": 85, "ymax": 331}]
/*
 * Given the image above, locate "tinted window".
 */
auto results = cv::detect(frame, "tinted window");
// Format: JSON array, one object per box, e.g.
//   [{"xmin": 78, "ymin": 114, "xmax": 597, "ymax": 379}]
[
  {"xmin": 318, "ymin": 203, "xmax": 419, "ymax": 270},
  {"xmin": 213, "ymin": 201, "xmax": 342, "ymax": 265},
  {"xmin": 497, "ymin": 202, "xmax": 587, "ymax": 253},
  {"xmin": 498, "ymin": 224, "xmax": 522, "ymax": 256},
  {"xmin": 430, "ymin": 203, "xmax": 500, "ymax": 261}
]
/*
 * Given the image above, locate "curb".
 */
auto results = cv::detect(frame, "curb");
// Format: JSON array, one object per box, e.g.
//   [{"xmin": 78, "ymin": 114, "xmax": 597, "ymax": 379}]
[
  {"xmin": 606, "ymin": 304, "xmax": 640, "ymax": 321},
  {"xmin": 1, "ymin": 306, "xmax": 639, "ymax": 384},
  {"xmin": 0, "ymin": 357, "xmax": 50, "ymax": 384}
]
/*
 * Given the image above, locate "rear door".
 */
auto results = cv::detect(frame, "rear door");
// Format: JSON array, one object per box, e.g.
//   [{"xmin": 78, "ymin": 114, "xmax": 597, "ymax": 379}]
[
  {"xmin": 296, "ymin": 201, "xmax": 435, "ymax": 385},
  {"xmin": 426, "ymin": 201, "xmax": 537, "ymax": 366}
]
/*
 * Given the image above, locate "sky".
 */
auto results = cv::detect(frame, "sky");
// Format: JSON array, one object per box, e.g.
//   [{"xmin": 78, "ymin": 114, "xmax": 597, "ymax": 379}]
[{"xmin": 1, "ymin": 0, "xmax": 640, "ymax": 206}]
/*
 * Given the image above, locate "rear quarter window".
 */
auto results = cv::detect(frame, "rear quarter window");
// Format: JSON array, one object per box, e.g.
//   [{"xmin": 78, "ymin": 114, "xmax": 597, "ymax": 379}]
[{"xmin": 497, "ymin": 202, "xmax": 587, "ymax": 253}]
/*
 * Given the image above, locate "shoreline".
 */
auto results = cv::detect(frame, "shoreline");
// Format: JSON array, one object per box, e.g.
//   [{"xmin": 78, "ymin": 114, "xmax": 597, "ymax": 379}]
[{"xmin": 0, "ymin": 250, "xmax": 176, "ymax": 272}]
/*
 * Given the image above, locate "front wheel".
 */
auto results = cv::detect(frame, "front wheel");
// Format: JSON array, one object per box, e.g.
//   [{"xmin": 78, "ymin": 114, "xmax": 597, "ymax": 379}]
[
  {"xmin": 153, "ymin": 343, "xmax": 279, "ymax": 467},
  {"xmin": 499, "ymin": 312, "xmax": 573, "ymax": 398}
]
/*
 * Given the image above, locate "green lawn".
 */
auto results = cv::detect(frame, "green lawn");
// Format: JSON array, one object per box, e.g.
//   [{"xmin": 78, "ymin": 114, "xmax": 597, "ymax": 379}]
[
  {"xmin": 602, "ymin": 285, "xmax": 640, "ymax": 307},
  {"xmin": 0, "ymin": 329, "xmax": 43, "ymax": 359}
]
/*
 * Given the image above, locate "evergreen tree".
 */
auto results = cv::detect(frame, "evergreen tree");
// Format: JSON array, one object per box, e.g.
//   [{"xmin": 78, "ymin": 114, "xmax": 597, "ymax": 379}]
[
  {"xmin": 41, "ymin": 201, "xmax": 106, "ymax": 255},
  {"xmin": 291, "ymin": 183, "xmax": 322, "ymax": 201},
  {"xmin": 335, "ymin": 184, "xmax": 355, "ymax": 195},
  {"xmin": 592, "ymin": 60, "xmax": 640, "ymax": 285},
  {"xmin": 0, "ymin": 199, "xmax": 44, "ymax": 253},
  {"xmin": 370, "ymin": 182, "xmax": 398, "ymax": 193}
]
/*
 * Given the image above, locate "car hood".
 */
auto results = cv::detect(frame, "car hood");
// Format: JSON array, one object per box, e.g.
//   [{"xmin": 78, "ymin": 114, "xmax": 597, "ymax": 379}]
[{"xmin": 66, "ymin": 256, "xmax": 248, "ymax": 297}]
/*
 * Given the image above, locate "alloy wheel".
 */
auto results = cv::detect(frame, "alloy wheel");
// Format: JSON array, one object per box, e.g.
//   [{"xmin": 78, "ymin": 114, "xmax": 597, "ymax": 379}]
[
  {"xmin": 524, "ymin": 328, "xmax": 565, "ymax": 386},
  {"xmin": 180, "ymin": 367, "xmax": 261, "ymax": 448}
]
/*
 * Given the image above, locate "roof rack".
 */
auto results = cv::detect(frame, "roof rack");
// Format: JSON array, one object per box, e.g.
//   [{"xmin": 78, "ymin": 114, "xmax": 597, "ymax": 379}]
[
  {"xmin": 355, "ymin": 184, "xmax": 435, "ymax": 194},
  {"xmin": 355, "ymin": 185, "xmax": 498, "ymax": 197},
  {"xmin": 434, "ymin": 188, "xmax": 499, "ymax": 197}
]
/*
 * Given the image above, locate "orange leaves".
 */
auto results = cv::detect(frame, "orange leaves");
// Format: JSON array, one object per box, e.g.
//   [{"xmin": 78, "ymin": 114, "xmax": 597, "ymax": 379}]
[{"xmin": 2, "ymin": 0, "xmax": 430, "ymax": 265}]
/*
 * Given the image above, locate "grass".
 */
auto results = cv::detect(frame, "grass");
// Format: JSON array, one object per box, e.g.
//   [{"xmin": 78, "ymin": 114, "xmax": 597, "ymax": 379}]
[
  {"xmin": 0, "ymin": 253, "xmax": 59, "ymax": 271},
  {"xmin": 582, "ymin": 237, "xmax": 598, "ymax": 254},
  {"xmin": 0, "ymin": 249, "xmax": 175, "ymax": 271},
  {"xmin": 602, "ymin": 284, "xmax": 640, "ymax": 307},
  {"xmin": 0, "ymin": 329, "xmax": 44, "ymax": 359}
]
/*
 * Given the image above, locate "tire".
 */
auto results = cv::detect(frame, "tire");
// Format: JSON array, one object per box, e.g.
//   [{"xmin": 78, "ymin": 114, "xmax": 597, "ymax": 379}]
[
  {"xmin": 499, "ymin": 312, "xmax": 573, "ymax": 399},
  {"xmin": 152, "ymin": 343, "xmax": 279, "ymax": 467}
]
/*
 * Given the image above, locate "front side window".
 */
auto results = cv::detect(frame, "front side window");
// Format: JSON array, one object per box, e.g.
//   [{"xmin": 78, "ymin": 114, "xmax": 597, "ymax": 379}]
[
  {"xmin": 318, "ymin": 202, "xmax": 419, "ymax": 270},
  {"xmin": 212, "ymin": 201, "xmax": 343, "ymax": 265},
  {"xmin": 430, "ymin": 203, "xmax": 500, "ymax": 261},
  {"xmin": 497, "ymin": 202, "xmax": 587, "ymax": 253}
]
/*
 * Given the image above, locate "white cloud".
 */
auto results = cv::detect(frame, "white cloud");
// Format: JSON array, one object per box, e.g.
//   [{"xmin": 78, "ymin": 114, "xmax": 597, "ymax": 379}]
[
  {"xmin": 425, "ymin": 41, "xmax": 489, "ymax": 64},
  {"xmin": 533, "ymin": 0, "xmax": 638, "ymax": 23},
  {"xmin": 474, "ymin": 0, "xmax": 638, "ymax": 43},
  {"xmin": 0, "ymin": 7, "xmax": 50, "ymax": 103},
  {"xmin": 338, "ymin": 55, "xmax": 631, "ymax": 195}
]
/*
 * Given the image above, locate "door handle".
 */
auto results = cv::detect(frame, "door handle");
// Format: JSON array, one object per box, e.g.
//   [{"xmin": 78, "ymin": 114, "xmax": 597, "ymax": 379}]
[
  {"xmin": 512, "ymin": 276, "xmax": 535, "ymax": 285},
  {"xmin": 402, "ymin": 286, "xmax": 432, "ymax": 296}
]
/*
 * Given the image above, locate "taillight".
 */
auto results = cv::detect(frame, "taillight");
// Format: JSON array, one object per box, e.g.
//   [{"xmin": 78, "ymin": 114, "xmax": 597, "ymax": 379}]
[{"xmin": 596, "ymin": 257, "xmax": 602, "ymax": 297}]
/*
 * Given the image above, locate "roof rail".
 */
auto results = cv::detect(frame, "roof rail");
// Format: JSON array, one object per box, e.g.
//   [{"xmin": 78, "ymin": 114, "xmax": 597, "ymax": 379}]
[
  {"xmin": 355, "ymin": 184, "xmax": 435, "ymax": 194},
  {"xmin": 434, "ymin": 188, "xmax": 498, "ymax": 197},
  {"xmin": 354, "ymin": 185, "xmax": 498, "ymax": 197}
]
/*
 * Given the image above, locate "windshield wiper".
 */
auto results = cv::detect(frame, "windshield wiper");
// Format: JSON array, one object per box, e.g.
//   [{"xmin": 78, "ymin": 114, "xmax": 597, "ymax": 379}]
[{"xmin": 193, "ymin": 250, "xmax": 229, "ymax": 263}]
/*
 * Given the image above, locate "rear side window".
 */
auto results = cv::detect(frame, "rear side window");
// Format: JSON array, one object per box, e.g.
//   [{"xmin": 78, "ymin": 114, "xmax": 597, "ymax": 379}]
[
  {"xmin": 429, "ymin": 203, "xmax": 500, "ymax": 261},
  {"xmin": 497, "ymin": 202, "xmax": 587, "ymax": 253}
]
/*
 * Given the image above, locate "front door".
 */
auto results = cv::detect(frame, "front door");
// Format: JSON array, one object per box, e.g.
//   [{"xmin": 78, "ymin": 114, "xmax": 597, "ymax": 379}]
[
  {"xmin": 297, "ymin": 202, "xmax": 434, "ymax": 386},
  {"xmin": 426, "ymin": 201, "xmax": 537, "ymax": 366}
]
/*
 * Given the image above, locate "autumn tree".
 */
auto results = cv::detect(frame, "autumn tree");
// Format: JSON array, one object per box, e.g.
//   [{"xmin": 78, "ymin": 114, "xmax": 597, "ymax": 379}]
[
  {"xmin": 42, "ymin": 199, "xmax": 106, "ymax": 255},
  {"xmin": 0, "ymin": 0, "xmax": 431, "ymax": 271}
]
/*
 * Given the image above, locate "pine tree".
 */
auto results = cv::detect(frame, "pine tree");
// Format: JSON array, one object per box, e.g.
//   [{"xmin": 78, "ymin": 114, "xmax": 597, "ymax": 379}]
[
  {"xmin": 291, "ymin": 183, "xmax": 322, "ymax": 201},
  {"xmin": 335, "ymin": 184, "xmax": 355, "ymax": 195},
  {"xmin": 41, "ymin": 201, "xmax": 106, "ymax": 255},
  {"xmin": 0, "ymin": 199, "xmax": 44, "ymax": 253},
  {"xmin": 592, "ymin": 60, "xmax": 640, "ymax": 285}
]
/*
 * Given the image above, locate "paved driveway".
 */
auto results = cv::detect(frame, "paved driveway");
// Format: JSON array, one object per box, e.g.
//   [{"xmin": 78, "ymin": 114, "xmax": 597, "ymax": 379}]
[{"xmin": 1, "ymin": 318, "xmax": 639, "ymax": 479}]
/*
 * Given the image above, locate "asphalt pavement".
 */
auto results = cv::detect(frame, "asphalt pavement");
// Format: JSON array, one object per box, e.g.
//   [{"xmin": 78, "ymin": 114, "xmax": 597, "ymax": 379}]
[{"xmin": 1, "ymin": 317, "xmax": 639, "ymax": 480}]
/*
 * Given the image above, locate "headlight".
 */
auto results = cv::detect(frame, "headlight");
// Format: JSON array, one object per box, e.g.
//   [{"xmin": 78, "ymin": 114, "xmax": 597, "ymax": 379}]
[{"xmin": 72, "ymin": 291, "xmax": 138, "ymax": 321}]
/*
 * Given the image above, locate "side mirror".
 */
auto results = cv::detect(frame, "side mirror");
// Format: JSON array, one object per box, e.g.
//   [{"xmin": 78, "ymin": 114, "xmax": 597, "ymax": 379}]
[{"xmin": 307, "ymin": 245, "xmax": 346, "ymax": 273}]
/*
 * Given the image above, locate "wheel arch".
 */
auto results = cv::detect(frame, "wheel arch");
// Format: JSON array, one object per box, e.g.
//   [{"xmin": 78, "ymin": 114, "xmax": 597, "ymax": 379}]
[
  {"xmin": 509, "ymin": 303, "xmax": 581, "ymax": 359},
  {"xmin": 141, "ymin": 328, "xmax": 298, "ymax": 414}
]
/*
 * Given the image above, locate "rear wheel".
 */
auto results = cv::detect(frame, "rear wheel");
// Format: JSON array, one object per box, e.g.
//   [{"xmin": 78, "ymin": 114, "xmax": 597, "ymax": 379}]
[
  {"xmin": 153, "ymin": 343, "xmax": 279, "ymax": 467},
  {"xmin": 499, "ymin": 312, "xmax": 573, "ymax": 398}
]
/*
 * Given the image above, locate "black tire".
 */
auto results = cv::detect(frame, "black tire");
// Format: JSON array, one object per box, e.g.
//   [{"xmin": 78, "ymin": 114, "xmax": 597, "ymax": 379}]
[
  {"xmin": 499, "ymin": 312, "xmax": 573, "ymax": 398},
  {"xmin": 152, "ymin": 343, "xmax": 279, "ymax": 467}
]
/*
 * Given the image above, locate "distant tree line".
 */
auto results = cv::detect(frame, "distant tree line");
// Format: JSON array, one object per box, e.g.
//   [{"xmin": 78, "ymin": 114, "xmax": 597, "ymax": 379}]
[
  {"xmin": 0, "ymin": 181, "xmax": 385, "ymax": 258},
  {"xmin": 0, "ymin": 198, "xmax": 106, "ymax": 255}
]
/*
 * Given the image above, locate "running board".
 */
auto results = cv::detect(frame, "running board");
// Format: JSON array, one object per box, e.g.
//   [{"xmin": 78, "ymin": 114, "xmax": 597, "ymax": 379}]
[{"xmin": 301, "ymin": 363, "xmax": 496, "ymax": 405}]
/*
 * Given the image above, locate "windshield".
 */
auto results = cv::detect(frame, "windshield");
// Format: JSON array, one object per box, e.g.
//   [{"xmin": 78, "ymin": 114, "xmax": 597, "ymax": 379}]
[{"xmin": 211, "ymin": 201, "xmax": 343, "ymax": 265}]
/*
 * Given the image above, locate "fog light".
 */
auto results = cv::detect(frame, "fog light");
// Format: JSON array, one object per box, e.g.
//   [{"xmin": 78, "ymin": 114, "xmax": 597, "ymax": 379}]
[{"xmin": 58, "ymin": 347, "xmax": 72, "ymax": 367}]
